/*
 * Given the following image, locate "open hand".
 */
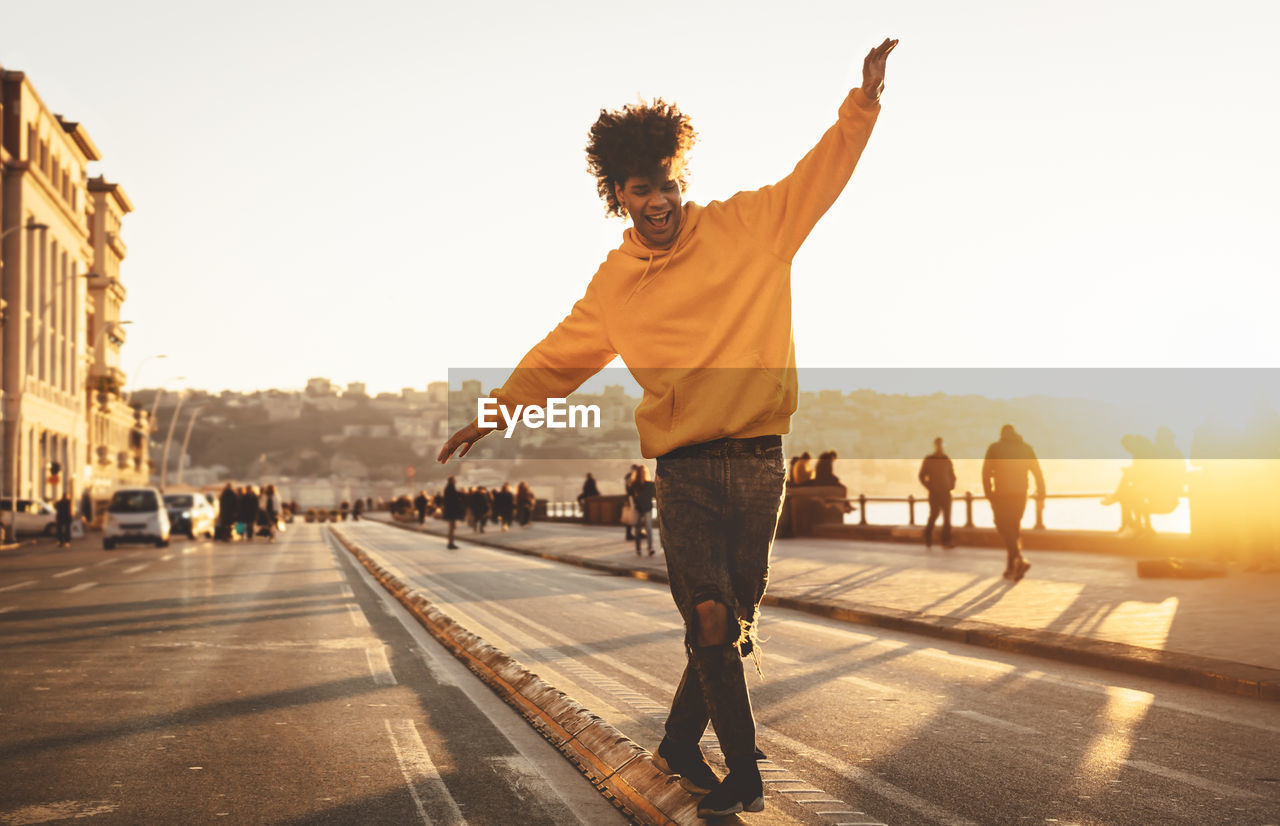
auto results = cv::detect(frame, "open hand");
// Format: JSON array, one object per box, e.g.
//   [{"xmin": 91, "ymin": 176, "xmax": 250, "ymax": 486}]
[
  {"xmin": 436, "ymin": 418, "xmax": 495, "ymax": 464},
  {"xmin": 861, "ymin": 37, "xmax": 899, "ymax": 101}
]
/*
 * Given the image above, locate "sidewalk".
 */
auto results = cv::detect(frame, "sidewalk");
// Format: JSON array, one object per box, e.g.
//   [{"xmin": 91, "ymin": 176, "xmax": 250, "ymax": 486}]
[{"xmin": 369, "ymin": 514, "xmax": 1280, "ymax": 700}]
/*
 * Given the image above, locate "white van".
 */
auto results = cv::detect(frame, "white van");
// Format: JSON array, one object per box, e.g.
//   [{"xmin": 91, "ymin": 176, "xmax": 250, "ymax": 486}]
[{"xmin": 103, "ymin": 487, "xmax": 170, "ymax": 549}]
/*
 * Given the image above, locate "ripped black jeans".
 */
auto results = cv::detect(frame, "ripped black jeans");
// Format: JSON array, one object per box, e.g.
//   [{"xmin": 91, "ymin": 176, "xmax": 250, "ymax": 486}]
[{"xmin": 656, "ymin": 435, "xmax": 786, "ymax": 760}]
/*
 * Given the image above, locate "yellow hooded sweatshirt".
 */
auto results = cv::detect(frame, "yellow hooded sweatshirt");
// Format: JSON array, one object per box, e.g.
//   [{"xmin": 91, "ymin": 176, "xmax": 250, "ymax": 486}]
[{"xmin": 494, "ymin": 88, "xmax": 881, "ymax": 458}]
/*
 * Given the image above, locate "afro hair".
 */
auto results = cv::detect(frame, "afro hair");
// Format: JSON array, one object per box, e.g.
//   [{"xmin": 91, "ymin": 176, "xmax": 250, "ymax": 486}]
[{"xmin": 585, "ymin": 98, "xmax": 697, "ymax": 219}]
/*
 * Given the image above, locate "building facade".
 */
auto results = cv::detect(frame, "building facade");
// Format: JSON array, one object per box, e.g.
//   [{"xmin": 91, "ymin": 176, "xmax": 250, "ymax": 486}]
[{"xmin": 0, "ymin": 67, "xmax": 147, "ymax": 518}]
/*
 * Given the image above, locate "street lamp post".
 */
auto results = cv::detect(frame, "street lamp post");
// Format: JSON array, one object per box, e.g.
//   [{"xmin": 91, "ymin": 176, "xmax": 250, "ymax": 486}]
[
  {"xmin": 123, "ymin": 353, "xmax": 166, "ymax": 406},
  {"xmin": 158, "ymin": 388, "xmax": 189, "ymax": 491},
  {"xmin": 175, "ymin": 405, "xmax": 206, "ymax": 487}
]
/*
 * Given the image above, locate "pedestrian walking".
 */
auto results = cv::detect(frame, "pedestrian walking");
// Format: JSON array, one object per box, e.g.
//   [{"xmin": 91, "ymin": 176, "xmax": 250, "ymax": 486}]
[
  {"xmin": 239, "ymin": 485, "xmax": 260, "ymax": 542},
  {"xmin": 919, "ymin": 437, "xmax": 956, "ymax": 549},
  {"xmin": 468, "ymin": 486, "xmax": 491, "ymax": 533},
  {"xmin": 493, "ymin": 482, "xmax": 515, "ymax": 531},
  {"xmin": 260, "ymin": 484, "xmax": 281, "ymax": 542},
  {"xmin": 623, "ymin": 466, "xmax": 638, "ymax": 541},
  {"xmin": 218, "ymin": 483, "xmax": 238, "ymax": 541},
  {"xmin": 515, "ymin": 481, "xmax": 535, "ymax": 528},
  {"xmin": 55, "ymin": 491, "xmax": 74, "ymax": 547},
  {"xmin": 438, "ymin": 37, "xmax": 895, "ymax": 819},
  {"xmin": 442, "ymin": 477, "xmax": 465, "ymax": 549},
  {"xmin": 632, "ymin": 465, "xmax": 656, "ymax": 556},
  {"xmin": 352, "ymin": 498, "xmax": 364, "ymax": 521},
  {"xmin": 414, "ymin": 490, "xmax": 430, "ymax": 524},
  {"xmin": 981, "ymin": 425, "xmax": 1044, "ymax": 581}
]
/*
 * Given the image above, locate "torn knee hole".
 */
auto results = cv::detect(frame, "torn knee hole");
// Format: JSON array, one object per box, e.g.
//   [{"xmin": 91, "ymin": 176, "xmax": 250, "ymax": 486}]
[{"xmin": 694, "ymin": 599, "xmax": 730, "ymax": 647}]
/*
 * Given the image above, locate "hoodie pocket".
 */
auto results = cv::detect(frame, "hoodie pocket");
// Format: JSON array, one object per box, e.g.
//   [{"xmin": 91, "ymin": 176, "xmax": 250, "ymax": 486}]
[{"xmin": 672, "ymin": 356, "xmax": 785, "ymax": 441}]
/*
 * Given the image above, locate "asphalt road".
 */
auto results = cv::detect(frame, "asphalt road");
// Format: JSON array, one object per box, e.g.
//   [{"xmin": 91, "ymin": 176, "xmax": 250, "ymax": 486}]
[
  {"xmin": 335, "ymin": 521, "xmax": 1280, "ymax": 826},
  {"xmin": 0, "ymin": 525, "xmax": 625, "ymax": 825}
]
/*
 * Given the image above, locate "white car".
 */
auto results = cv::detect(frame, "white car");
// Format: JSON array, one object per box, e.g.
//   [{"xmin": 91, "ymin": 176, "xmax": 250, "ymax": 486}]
[
  {"xmin": 0, "ymin": 498, "xmax": 58, "ymax": 537},
  {"xmin": 103, "ymin": 487, "xmax": 170, "ymax": 549}
]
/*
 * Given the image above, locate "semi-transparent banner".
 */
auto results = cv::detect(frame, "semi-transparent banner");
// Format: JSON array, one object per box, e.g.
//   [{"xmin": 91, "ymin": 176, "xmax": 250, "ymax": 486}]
[{"xmin": 444, "ymin": 367, "xmax": 1280, "ymax": 461}]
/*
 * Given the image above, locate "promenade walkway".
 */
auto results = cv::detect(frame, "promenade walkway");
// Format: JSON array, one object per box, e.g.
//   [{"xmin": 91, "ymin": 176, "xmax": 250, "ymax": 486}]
[{"xmin": 369, "ymin": 514, "xmax": 1280, "ymax": 698}]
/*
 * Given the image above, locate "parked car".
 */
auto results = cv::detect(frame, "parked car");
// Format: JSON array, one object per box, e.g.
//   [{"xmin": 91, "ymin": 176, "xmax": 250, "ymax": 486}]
[
  {"xmin": 0, "ymin": 498, "xmax": 58, "ymax": 537},
  {"xmin": 163, "ymin": 493, "xmax": 216, "ymax": 539},
  {"xmin": 103, "ymin": 487, "xmax": 170, "ymax": 549}
]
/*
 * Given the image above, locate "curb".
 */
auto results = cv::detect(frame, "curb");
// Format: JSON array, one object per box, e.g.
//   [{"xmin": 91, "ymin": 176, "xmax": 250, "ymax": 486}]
[
  {"xmin": 327, "ymin": 526, "xmax": 702, "ymax": 825},
  {"xmin": 378, "ymin": 518, "xmax": 1280, "ymax": 702}
]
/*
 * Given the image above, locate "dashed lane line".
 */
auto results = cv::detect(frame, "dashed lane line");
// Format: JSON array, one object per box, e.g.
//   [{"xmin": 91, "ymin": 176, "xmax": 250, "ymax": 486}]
[
  {"xmin": 123, "ymin": 564, "xmax": 150, "ymax": 575},
  {"xmin": 1123, "ymin": 759, "xmax": 1264, "ymax": 799},
  {"xmin": 0, "ymin": 580, "xmax": 37, "ymax": 593},
  {"xmin": 384, "ymin": 718, "xmax": 467, "ymax": 826},
  {"xmin": 51, "ymin": 567, "xmax": 85, "ymax": 579},
  {"xmin": 66, "ymin": 582, "xmax": 97, "ymax": 593},
  {"xmin": 366, "ymin": 645, "xmax": 398, "ymax": 686},
  {"xmin": 783, "ymin": 615, "xmax": 1280, "ymax": 736},
  {"xmin": 0, "ymin": 606, "xmax": 13, "ymax": 615},
  {"xmin": 94, "ymin": 558, "xmax": 117, "ymax": 567},
  {"xmin": 950, "ymin": 709, "xmax": 1038, "ymax": 735}
]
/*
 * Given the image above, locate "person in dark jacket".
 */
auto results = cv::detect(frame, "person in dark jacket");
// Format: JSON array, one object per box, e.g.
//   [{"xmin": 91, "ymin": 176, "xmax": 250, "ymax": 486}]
[
  {"xmin": 352, "ymin": 498, "xmax": 364, "ymax": 521},
  {"xmin": 981, "ymin": 425, "xmax": 1044, "ymax": 580},
  {"xmin": 239, "ymin": 485, "xmax": 260, "ymax": 542},
  {"xmin": 918, "ymin": 437, "xmax": 957, "ymax": 549},
  {"xmin": 55, "ymin": 491, "xmax": 74, "ymax": 547},
  {"xmin": 515, "ymin": 481, "xmax": 535, "ymax": 528},
  {"xmin": 218, "ymin": 483, "xmax": 238, "ymax": 541},
  {"xmin": 577, "ymin": 473, "xmax": 600, "ymax": 514},
  {"xmin": 632, "ymin": 465, "xmax": 657, "ymax": 556},
  {"xmin": 493, "ymin": 483, "xmax": 515, "ymax": 531},
  {"xmin": 468, "ymin": 486, "xmax": 491, "ymax": 533},
  {"xmin": 413, "ymin": 490, "xmax": 430, "ymax": 524},
  {"xmin": 442, "ymin": 477, "xmax": 466, "ymax": 549}
]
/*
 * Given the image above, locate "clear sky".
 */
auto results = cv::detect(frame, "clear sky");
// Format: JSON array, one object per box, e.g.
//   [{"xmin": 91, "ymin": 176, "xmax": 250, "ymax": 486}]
[{"xmin": 2, "ymin": 0, "xmax": 1276, "ymax": 403}]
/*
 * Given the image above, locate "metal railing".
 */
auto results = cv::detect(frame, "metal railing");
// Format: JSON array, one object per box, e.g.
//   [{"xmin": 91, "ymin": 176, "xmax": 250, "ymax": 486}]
[
  {"xmin": 844, "ymin": 491, "xmax": 1186, "ymax": 530},
  {"xmin": 544, "ymin": 501, "xmax": 585, "ymax": 520}
]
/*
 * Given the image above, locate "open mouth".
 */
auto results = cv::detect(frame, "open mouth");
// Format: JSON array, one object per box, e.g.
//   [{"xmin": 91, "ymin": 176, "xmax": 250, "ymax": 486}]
[{"xmin": 645, "ymin": 211, "xmax": 671, "ymax": 231}]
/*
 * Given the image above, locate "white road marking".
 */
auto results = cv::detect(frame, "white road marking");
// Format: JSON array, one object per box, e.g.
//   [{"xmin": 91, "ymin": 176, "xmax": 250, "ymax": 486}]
[
  {"xmin": 66, "ymin": 582, "xmax": 97, "ymax": 593},
  {"xmin": 0, "ymin": 800, "xmax": 120, "ymax": 822},
  {"xmin": 123, "ymin": 564, "xmax": 150, "ymax": 575},
  {"xmin": 0, "ymin": 580, "xmax": 36, "ymax": 593},
  {"xmin": 0, "ymin": 606, "xmax": 13, "ymax": 615},
  {"xmin": 384, "ymin": 718, "xmax": 467, "ymax": 826},
  {"xmin": 786, "ymin": 616, "xmax": 1280, "ymax": 736},
  {"xmin": 51, "ymin": 567, "xmax": 85, "ymax": 579},
  {"xmin": 1123, "ymin": 759, "xmax": 1263, "ymax": 799},
  {"xmin": 348, "ymin": 603, "xmax": 371, "ymax": 629},
  {"xmin": 841, "ymin": 675, "xmax": 903, "ymax": 695},
  {"xmin": 366, "ymin": 645, "xmax": 397, "ymax": 686},
  {"xmin": 951, "ymin": 709, "xmax": 1038, "ymax": 735},
  {"xmin": 94, "ymin": 558, "xmax": 117, "ymax": 567},
  {"xmin": 160, "ymin": 554, "xmax": 174, "ymax": 562}
]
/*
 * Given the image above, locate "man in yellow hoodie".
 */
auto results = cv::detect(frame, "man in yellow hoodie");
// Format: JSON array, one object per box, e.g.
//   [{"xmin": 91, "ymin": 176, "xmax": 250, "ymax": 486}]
[{"xmin": 439, "ymin": 37, "xmax": 896, "ymax": 818}]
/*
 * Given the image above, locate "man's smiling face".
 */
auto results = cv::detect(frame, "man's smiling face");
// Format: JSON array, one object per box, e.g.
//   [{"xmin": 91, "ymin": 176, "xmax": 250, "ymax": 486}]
[{"xmin": 615, "ymin": 168, "xmax": 683, "ymax": 250}]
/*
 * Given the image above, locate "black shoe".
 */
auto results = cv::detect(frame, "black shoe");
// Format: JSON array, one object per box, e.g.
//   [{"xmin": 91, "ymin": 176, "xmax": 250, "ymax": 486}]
[
  {"xmin": 697, "ymin": 757, "xmax": 763, "ymax": 818},
  {"xmin": 652, "ymin": 737, "xmax": 719, "ymax": 796},
  {"xmin": 447, "ymin": 543, "xmax": 458, "ymax": 550}
]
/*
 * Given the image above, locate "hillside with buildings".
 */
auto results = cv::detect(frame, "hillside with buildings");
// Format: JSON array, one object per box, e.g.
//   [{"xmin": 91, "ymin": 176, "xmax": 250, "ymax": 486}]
[{"xmin": 141, "ymin": 377, "xmax": 1171, "ymax": 507}]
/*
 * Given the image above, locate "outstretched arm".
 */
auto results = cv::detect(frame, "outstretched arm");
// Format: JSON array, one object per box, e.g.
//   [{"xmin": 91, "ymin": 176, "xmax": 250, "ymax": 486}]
[{"xmin": 724, "ymin": 37, "xmax": 898, "ymax": 261}]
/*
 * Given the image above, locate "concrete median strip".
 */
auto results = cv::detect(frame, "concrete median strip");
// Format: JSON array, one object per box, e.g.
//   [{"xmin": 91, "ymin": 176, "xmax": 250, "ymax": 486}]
[
  {"xmin": 377, "ymin": 519, "xmax": 1280, "ymax": 702},
  {"xmin": 328, "ymin": 526, "xmax": 700, "ymax": 826}
]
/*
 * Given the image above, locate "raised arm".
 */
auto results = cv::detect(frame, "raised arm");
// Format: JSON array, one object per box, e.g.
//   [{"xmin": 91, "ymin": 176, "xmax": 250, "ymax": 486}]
[{"xmin": 722, "ymin": 38, "xmax": 897, "ymax": 260}]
